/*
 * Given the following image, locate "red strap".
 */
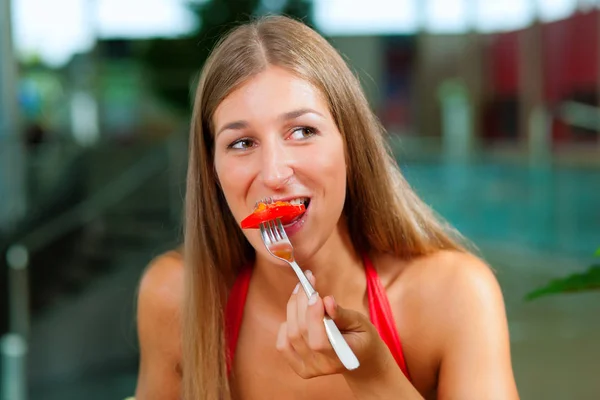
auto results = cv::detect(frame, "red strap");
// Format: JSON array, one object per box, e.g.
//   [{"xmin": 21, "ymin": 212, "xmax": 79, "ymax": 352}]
[
  {"xmin": 225, "ymin": 265, "xmax": 252, "ymax": 374},
  {"xmin": 364, "ymin": 254, "xmax": 411, "ymax": 381}
]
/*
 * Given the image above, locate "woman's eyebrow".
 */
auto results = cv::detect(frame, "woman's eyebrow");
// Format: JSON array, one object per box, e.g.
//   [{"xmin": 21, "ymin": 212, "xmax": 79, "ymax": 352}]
[
  {"xmin": 216, "ymin": 108, "xmax": 324, "ymax": 137},
  {"xmin": 216, "ymin": 120, "xmax": 248, "ymax": 137},
  {"xmin": 279, "ymin": 108, "xmax": 324, "ymax": 121}
]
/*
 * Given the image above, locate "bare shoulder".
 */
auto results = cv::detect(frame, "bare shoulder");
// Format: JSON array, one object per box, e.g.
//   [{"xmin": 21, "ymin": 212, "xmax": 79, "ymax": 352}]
[
  {"xmin": 390, "ymin": 250, "xmax": 505, "ymax": 327},
  {"xmin": 138, "ymin": 250, "xmax": 185, "ymax": 311},
  {"xmin": 135, "ymin": 250, "xmax": 184, "ymax": 400},
  {"xmin": 425, "ymin": 251, "xmax": 505, "ymax": 334},
  {"xmin": 409, "ymin": 250, "xmax": 499, "ymax": 299},
  {"xmin": 378, "ymin": 249, "xmax": 499, "ymax": 301},
  {"xmin": 414, "ymin": 253, "xmax": 518, "ymax": 398},
  {"xmin": 379, "ymin": 250, "xmax": 517, "ymax": 398}
]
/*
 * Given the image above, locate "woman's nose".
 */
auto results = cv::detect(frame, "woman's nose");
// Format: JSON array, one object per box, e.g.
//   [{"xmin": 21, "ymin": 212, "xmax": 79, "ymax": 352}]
[{"xmin": 260, "ymin": 141, "xmax": 293, "ymax": 190}]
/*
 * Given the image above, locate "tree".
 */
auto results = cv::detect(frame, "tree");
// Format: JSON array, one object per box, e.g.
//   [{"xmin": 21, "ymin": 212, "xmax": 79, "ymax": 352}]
[{"xmin": 140, "ymin": 0, "xmax": 315, "ymax": 113}]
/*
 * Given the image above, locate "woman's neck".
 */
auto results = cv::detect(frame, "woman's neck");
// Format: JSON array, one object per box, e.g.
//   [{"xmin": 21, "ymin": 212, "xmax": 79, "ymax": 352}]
[{"xmin": 250, "ymin": 222, "xmax": 367, "ymax": 314}]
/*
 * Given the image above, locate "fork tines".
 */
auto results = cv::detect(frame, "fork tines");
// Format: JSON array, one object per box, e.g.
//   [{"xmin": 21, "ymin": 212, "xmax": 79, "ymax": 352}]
[{"xmin": 260, "ymin": 219, "xmax": 284, "ymax": 244}]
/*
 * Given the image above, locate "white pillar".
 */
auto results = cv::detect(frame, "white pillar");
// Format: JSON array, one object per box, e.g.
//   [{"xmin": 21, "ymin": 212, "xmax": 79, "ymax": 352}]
[
  {"xmin": 0, "ymin": 0, "xmax": 26, "ymax": 233},
  {"xmin": 518, "ymin": 11, "xmax": 550, "ymax": 163},
  {"xmin": 1, "ymin": 333, "xmax": 28, "ymax": 400},
  {"xmin": 1, "ymin": 245, "xmax": 30, "ymax": 400},
  {"xmin": 438, "ymin": 80, "xmax": 473, "ymax": 161}
]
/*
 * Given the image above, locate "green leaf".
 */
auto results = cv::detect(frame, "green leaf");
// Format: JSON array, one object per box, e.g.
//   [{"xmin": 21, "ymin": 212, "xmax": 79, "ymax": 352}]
[
  {"xmin": 525, "ymin": 265, "xmax": 600, "ymax": 301},
  {"xmin": 595, "ymin": 247, "xmax": 600, "ymax": 257}
]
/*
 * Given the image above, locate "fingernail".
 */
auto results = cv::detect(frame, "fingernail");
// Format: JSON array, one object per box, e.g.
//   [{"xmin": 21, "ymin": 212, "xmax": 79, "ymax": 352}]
[
  {"xmin": 293, "ymin": 283, "xmax": 300, "ymax": 294},
  {"xmin": 308, "ymin": 292, "xmax": 319, "ymax": 306},
  {"xmin": 305, "ymin": 270, "xmax": 312, "ymax": 279}
]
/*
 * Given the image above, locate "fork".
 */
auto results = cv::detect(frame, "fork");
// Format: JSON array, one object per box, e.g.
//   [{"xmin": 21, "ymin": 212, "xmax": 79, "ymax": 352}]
[{"xmin": 258, "ymin": 200, "xmax": 360, "ymax": 370}]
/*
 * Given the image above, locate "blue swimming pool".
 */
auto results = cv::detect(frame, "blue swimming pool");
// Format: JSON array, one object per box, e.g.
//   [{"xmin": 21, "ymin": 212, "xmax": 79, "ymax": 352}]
[{"xmin": 401, "ymin": 160, "xmax": 600, "ymax": 261}]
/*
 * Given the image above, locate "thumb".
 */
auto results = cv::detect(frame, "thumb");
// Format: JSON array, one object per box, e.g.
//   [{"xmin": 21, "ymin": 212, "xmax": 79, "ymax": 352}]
[{"xmin": 324, "ymin": 296, "xmax": 370, "ymax": 332}]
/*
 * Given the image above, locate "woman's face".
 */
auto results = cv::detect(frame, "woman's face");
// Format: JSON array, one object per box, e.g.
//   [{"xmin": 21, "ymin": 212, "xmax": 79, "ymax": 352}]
[{"xmin": 213, "ymin": 66, "xmax": 347, "ymax": 260}]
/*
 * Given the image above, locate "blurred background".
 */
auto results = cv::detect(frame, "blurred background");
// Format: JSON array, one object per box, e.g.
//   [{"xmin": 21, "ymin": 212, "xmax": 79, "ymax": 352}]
[{"xmin": 0, "ymin": 0, "xmax": 599, "ymax": 399}]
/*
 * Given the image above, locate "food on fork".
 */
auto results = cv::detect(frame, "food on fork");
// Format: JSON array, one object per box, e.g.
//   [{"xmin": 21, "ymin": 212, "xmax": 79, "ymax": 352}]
[{"xmin": 241, "ymin": 200, "xmax": 306, "ymax": 229}]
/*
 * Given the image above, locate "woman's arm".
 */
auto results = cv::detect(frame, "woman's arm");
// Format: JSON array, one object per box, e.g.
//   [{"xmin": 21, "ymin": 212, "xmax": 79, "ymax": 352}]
[
  {"xmin": 135, "ymin": 252, "xmax": 184, "ymax": 400},
  {"xmin": 435, "ymin": 253, "xmax": 520, "ymax": 400},
  {"xmin": 342, "ymin": 349, "xmax": 423, "ymax": 399},
  {"xmin": 345, "ymin": 251, "xmax": 519, "ymax": 400}
]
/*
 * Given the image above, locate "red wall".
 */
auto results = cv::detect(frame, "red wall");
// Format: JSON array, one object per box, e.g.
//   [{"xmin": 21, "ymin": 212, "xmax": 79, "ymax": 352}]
[
  {"xmin": 543, "ymin": 11, "xmax": 598, "ymax": 102},
  {"xmin": 484, "ymin": 11, "xmax": 599, "ymax": 143}
]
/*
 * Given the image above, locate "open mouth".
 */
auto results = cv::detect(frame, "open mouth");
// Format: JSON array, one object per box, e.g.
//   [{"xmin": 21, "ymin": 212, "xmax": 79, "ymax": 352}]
[
  {"xmin": 283, "ymin": 197, "xmax": 310, "ymax": 226},
  {"xmin": 288, "ymin": 197, "xmax": 310, "ymax": 208}
]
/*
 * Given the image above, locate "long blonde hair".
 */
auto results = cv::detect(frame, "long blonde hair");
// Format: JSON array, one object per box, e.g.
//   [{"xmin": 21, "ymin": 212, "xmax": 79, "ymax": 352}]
[{"xmin": 183, "ymin": 15, "xmax": 465, "ymax": 400}]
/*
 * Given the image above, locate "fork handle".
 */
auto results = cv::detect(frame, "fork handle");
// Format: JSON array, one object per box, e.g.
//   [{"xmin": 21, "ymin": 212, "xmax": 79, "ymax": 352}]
[
  {"xmin": 289, "ymin": 262, "xmax": 360, "ymax": 370},
  {"xmin": 289, "ymin": 261, "xmax": 317, "ymax": 298},
  {"xmin": 323, "ymin": 316, "xmax": 360, "ymax": 370}
]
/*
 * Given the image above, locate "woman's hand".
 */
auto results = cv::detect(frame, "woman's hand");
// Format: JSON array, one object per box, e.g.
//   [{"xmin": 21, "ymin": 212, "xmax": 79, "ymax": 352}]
[
  {"xmin": 275, "ymin": 270, "xmax": 392, "ymax": 379},
  {"xmin": 276, "ymin": 271, "xmax": 424, "ymax": 399}
]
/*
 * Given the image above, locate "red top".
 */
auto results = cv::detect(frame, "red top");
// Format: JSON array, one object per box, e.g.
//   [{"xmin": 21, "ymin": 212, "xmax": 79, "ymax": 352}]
[{"xmin": 225, "ymin": 254, "xmax": 411, "ymax": 381}]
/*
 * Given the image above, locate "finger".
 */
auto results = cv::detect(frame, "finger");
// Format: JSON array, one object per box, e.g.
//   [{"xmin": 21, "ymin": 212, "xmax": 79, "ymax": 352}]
[
  {"xmin": 287, "ymin": 283, "xmax": 310, "ymax": 356},
  {"xmin": 297, "ymin": 270, "xmax": 315, "ymax": 339},
  {"xmin": 287, "ymin": 283, "xmax": 301, "ymax": 330},
  {"xmin": 297, "ymin": 285, "xmax": 309, "ymax": 339},
  {"xmin": 275, "ymin": 322, "xmax": 304, "ymax": 373},
  {"xmin": 305, "ymin": 269, "xmax": 316, "ymax": 287},
  {"xmin": 324, "ymin": 295, "xmax": 336, "ymax": 317},
  {"xmin": 324, "ymin": 296, "xmax": 368, "ymax": 332},
  {"xmin": 305, "ymin": 293, "xmax": 332, "ymax": 355}
]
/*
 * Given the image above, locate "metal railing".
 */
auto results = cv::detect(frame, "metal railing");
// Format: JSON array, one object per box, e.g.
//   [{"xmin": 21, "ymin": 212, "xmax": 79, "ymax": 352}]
[{"xmin": 0, "ymin": 131, "xmax": 185, "ymax": 400}]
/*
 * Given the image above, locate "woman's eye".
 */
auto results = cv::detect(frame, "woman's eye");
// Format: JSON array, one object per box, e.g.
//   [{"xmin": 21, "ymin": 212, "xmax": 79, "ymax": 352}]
[
  {"xmin": 229, "ymin": 138, "xmax": 255, "ymax": 150},
  {"xmin": 289, "ymin": 127, "xmax": 316, "ymax": 140}
]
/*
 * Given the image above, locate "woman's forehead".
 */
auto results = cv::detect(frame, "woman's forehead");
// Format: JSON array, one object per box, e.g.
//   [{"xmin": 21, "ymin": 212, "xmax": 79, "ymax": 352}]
[{"xmin": 212, "ymin": 66, "xmax": 330, "ymax": 131}]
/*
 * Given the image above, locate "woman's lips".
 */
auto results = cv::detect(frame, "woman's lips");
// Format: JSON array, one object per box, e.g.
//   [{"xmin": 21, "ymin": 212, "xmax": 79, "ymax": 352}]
[{"xmin": 282, "ymin": 202, "xmax": 310, "ymax": 236}]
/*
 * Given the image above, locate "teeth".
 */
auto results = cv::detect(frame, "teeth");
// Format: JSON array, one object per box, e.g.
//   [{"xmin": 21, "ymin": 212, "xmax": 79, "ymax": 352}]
[{"xmin": 289, "ymin": 197, "xmax": 308, "ymax": 205}]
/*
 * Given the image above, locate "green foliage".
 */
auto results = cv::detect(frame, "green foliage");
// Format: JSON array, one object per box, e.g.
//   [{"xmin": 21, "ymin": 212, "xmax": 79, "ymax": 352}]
[
  {"xmin": 525, "ymin": 247, "xmax": 600, "ymax": 301},
  {"xmin": 525, "ymin": 264, "xmax": 600, "ymax": 301},
  {"xmin": 140, "ymin": 0, "xmax": 314, "ymax": 112}
]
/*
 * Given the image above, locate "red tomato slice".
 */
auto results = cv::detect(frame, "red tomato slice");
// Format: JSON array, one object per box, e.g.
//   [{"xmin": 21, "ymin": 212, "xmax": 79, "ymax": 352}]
[{"xmin": 241, "ymin": 201, "xmax": 306, "ymax": 229}]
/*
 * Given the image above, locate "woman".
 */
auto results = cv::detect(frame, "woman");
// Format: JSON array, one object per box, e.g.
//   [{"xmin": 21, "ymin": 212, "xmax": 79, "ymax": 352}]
[{"xmin": 135, "ymin": 15, "xmax": 519, "ymax": 400}]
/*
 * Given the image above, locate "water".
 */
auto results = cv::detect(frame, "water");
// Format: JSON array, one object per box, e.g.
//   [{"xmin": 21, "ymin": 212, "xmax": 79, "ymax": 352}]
[
  {"xmin": 402, "ymin": 159, "xmax": 600, "ymax": 399},
  {"xmin": 402, "ymin": 161, "xmax": 599, "ymax": 261}
]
